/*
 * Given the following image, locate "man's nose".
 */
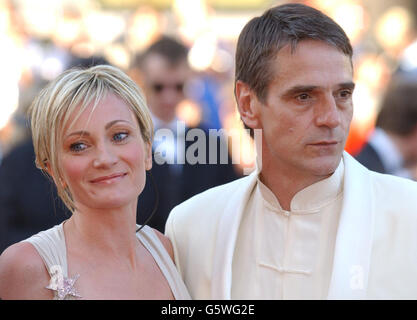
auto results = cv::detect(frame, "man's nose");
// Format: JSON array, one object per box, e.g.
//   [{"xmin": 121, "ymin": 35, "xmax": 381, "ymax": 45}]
[
  {"xmin": 314, "ymin": 95, "xmax": 341, "ymax": 129},
  {"xmin": 161, "ymin": 87, "xmax": 183, "ymax": 102},
  {"xmin": 93, "ymin": 143, "xmax": 118, "ymax": 168}
]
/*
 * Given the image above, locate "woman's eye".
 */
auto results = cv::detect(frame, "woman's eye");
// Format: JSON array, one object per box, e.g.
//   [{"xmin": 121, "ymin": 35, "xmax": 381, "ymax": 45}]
[
  {"xmin": 113, "ymin": 132, "xmax": 128, "ymax": 142},
  {"xmin": 70, "ymin": 142, "xmax": 87, "ymax": 152}
]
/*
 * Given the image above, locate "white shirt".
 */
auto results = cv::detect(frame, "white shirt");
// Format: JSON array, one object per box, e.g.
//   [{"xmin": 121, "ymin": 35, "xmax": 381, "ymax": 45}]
[{"xmin": 231, "ymin": 160, "xmax": 344, "ymax": 299}]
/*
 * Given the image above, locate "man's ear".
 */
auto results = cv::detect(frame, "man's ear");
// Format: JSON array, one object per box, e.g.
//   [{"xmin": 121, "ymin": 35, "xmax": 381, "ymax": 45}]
[
  {"xmin": 145, "ymin": 141, "xmax": 153, "ymax": 171},
  {"xmin": 235, "ymin": 80, "xmax": 261, "ymax": 130}
]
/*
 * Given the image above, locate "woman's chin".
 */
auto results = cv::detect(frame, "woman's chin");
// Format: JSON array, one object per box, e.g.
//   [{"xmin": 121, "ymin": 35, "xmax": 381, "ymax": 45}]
[{"xmin": 78, "ymin": 196, "xmax": 138, "ymax": 211}]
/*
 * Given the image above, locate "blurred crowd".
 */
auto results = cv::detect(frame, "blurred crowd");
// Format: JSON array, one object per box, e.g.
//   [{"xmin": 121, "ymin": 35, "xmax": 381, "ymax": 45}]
[
  {"xmin": 1, "ymin": 0, "xmax": 417, "ymax": 253},
  {"xmin": 2, "ymin": 0, "xmax": 417, "ymax": 168}
]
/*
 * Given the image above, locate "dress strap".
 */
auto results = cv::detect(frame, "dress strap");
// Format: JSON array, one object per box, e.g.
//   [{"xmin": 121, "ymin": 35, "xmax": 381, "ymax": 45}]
[
  {"xmin": 136, "ymin": 225, "xmax": 191, "ymax": 300},
  {"xmin": 23, "ymin": 223, "xmax": 82, "ymax": 300},
  {"xmin": 22, "ymin": 223, "xmax": 68, "ymax": 279}
]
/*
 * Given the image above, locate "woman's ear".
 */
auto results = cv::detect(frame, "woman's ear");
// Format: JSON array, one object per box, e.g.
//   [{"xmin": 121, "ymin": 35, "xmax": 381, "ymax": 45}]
[
  {"xmin": 45, "ymin": 162, "xmax": 67, "ymax": 189},
  {"xmin": 144, "ymin": 141, "xmax": 153, "ymax": 171},
  {"xmin": 44, "ymin": 162, "xmax": 54, "ymax": 180},
  {"xmin": 235, "ymin": 81, "xmax": 261, "ymax": 130}
]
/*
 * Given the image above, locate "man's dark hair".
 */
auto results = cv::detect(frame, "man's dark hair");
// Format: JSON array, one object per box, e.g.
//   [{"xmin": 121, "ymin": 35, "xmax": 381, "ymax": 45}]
[
  {"xmin": 376, "ymin": 77, "xmax": 417, "ymax": 136},
  {"xmin": 132, "ymin": 36, "xmax": 189, "ymax": 69},
  {"xmin": 235, "ymin": 3, "xmax": 353, "ymax": 103}
]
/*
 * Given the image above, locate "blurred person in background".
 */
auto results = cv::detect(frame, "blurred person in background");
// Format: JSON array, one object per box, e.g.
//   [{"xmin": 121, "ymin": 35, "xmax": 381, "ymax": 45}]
[
  {"xmin": 129, "ymin": 36, "xmax": 240, "ymax": 233},
  {"xmin": 165, "ymin": 3, "xmax": 417, "ymax": 299},
  {"xmin": 0, "ymin": 65, "xmax": 190, "ymax": 300},
  {"xmin": 355, "ymin": 77, "xmax": 417, "ymax": 180},
  {"xmin": 0, "ymin": 56, "xmax": 109, "ymax": 254},
  {"xmin": 0, "ymin": 79, "xmax": 69, "ymax": 255}
]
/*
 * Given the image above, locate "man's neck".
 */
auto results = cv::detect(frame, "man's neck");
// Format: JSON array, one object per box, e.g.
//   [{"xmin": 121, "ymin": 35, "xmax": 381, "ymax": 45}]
[
  {"xmin": 259, "ymin": 159, "xmax": 332, "ymax": 211},
  {"xmin": 385, "ymin": 131, "xmax": 410, "ymax": 166},
  {"xmin": 151, "ymin": 113, "xmax": 177, "ymax": 130},
  {"xmin": 150, "ymin": 109, "xmax": 176, "ymax": 127}
]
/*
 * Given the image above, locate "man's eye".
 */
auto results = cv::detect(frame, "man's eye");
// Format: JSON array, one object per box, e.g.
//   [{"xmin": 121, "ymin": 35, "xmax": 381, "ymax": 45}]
[
  {"xmin": 296, "ymin": 93, "xmax": 311, "ymax": 101},
  {"xmin": 113, "ymin": 132, "xmax": 128, "ymax": 142},
  {"xmin": 339, "ymin": 90, "xmax": 352, "ymax": 98},
  {"xmin": 70, "ymin": 142, "xmax": 87, "ymax": 152}
]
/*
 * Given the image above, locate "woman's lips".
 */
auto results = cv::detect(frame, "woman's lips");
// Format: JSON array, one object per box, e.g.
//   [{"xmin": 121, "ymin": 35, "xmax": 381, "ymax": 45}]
[{"xmin": 90, "ymin": 173, "xmax": 127, "ymax": 184}]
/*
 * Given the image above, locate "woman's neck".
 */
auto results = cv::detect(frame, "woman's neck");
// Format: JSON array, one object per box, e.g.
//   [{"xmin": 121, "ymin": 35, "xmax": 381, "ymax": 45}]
[{"xmin": 64, "ymin": 202, "xmax": 139, "ymax": 264}]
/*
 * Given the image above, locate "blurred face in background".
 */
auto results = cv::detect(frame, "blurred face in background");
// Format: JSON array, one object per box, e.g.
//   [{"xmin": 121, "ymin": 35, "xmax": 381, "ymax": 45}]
[{"xmin": 140, "ymin": 53, "xmax": 189, "ymax": 123}]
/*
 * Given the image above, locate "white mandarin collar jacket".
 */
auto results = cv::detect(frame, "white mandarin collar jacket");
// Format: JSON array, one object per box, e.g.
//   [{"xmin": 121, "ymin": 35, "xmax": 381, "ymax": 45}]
[{"xmin": 166, "ymin": 152, "xmax": 417, "ymax": 299}]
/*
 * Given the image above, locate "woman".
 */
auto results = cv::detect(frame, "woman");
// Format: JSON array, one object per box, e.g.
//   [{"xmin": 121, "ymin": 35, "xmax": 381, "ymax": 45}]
[{"xmin": 0, "ymin": 65, "xmax": 190, "ymax": 300}]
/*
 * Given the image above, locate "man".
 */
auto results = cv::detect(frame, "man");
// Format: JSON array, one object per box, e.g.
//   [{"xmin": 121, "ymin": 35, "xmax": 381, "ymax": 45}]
[
  {"xmin": 355, "ymin": 77, "xmax": 417, "ymax": 179},
  {"xmin": 165, "ymin": 3, "xmax": 417, "ymax": 299},
  {"xmin": 130, "ymin": 36, "xmax": 239, "ymax": 232}
]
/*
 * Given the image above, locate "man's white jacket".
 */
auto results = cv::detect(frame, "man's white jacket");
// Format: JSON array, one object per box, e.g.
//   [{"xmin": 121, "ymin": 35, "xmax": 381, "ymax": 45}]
[{"xmin": 165, "ymin": 152, "xmax": 417, "ymax": 299}]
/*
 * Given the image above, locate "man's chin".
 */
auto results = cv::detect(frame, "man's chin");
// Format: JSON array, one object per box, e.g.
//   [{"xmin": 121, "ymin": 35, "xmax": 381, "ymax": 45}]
[{"xmin": 310, "ymin": 155, "xmax": 343, "ymax": 177}]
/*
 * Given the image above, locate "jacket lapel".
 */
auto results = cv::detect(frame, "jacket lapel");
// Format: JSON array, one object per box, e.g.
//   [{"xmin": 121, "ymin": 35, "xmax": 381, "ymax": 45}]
[
  {"xmin": 327, "ymin": 152, "xmax": 376, "ymax": 299},
  {"xmin": 211, "ymin": 171, "xmax": 258, "ymax": 299}
]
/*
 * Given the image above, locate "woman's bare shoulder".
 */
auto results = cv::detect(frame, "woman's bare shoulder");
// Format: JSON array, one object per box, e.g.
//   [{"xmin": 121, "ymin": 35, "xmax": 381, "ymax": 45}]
[{"xmin": 0, "ymin": 242, "xmax": 52, "ymax": 299}]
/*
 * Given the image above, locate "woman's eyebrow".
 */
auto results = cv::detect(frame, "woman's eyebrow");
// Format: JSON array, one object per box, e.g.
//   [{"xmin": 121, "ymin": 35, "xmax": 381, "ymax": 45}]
[
  {"xmin": 65, "ymin": 130, "xmax": 90, "ymax": 139},
  {"xmin": 105, "ymin": 120, "xmax": 133, "ymax": 130},
  {"xmin": 65, "ymin": 120, "xmax": 134, "ymax": 139}
]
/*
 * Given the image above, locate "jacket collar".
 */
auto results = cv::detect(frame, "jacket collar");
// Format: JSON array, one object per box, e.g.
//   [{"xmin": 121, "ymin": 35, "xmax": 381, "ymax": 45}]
[
  {"xmin": 211, "ymin": 152, "xmax": 375, "ymax": 299},
  {"xmin": 327, "ymin": 152, "xmax": 375, "ymax": 299},
  {"xmin": 211, "ymin": 170, "xmax": 258, "ymax": 299}
]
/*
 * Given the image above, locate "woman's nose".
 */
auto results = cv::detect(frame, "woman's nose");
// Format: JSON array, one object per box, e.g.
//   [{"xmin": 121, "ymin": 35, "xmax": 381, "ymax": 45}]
[{"xmin": 92, "ymin": 143, "xmax": 118, "ymax": 168}]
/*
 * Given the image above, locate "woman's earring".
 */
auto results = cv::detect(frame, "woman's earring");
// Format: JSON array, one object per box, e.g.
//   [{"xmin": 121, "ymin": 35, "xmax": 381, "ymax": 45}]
[{"xmin": 59, "ymin": 178, "xmax": 67, "ymax": 189}]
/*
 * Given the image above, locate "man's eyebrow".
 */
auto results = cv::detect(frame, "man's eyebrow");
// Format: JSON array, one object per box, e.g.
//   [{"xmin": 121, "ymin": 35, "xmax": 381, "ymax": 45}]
[
  {"xmin": 338, "ymin": 82, "xmax": 356, "ymax": 90},
  {"xmin": 282, "ymin": 82, "xmax": 356, "ymax": 98},
  {"xmin": 282, "ymin": 85, "xmax": 318, "ymax": 98}
]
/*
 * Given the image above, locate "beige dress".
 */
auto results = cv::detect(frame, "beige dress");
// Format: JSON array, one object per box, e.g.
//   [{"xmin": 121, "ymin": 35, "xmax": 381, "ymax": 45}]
[{"xmin": 23, "ymin": 222, "xmax": 191, "ymax": 300}]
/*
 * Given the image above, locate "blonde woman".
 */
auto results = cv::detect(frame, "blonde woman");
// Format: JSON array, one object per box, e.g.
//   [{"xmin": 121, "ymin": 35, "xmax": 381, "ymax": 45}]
[{"xmin": 0, "ymin": 65, "xmax": 190, "ymax": 300}]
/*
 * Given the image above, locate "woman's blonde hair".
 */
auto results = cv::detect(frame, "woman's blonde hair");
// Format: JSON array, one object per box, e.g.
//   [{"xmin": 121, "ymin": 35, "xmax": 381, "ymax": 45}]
[{"xmin": 29, "ymin": 64, "xmax": 154, "ymax": 212}]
